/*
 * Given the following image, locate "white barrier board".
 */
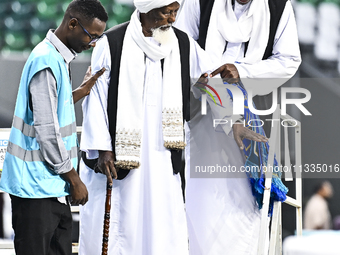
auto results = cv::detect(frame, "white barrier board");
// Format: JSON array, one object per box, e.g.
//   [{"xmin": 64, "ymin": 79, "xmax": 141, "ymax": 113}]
[{"xmin": 0, "ymin": 131, "xmax": 10, "ymax": 174}]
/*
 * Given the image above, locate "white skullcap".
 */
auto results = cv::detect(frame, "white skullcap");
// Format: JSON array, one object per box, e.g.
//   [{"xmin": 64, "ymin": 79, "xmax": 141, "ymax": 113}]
[{"xmin": 134, "ymin": 0, "xmax": 181, "ymax": 13}]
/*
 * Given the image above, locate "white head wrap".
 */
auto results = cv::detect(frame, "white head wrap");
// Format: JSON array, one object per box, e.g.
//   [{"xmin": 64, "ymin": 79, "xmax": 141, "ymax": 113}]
[{"xmin": 134, "ymin": 0, "xmax": 181, "ymax": 13}]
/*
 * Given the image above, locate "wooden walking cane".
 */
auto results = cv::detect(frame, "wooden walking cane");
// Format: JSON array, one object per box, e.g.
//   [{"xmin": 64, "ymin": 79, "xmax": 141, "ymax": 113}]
[{"xmin": 101, "ymin": 182, "xmax": 113, "ymax": 255}]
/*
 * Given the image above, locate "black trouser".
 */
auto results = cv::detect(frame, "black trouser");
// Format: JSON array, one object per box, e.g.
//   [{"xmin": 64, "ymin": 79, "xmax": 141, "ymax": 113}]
[{"xmin": 10, "ymin": 195, "xmax": 72, "ymax": 255}]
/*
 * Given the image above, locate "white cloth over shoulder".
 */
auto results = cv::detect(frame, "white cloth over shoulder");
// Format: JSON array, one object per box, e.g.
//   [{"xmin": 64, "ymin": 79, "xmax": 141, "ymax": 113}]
[
  {"xmin": 175, "ymin": 0, "xmax": 301, "ymax": 96},
  {"xmin": 134, "ymin": 0, "xmax": 182, "ymax": 13},
  {"xmin": 115, "ymin": 10, "xmax": 184, "ymax": 170},
  {"xmin": 206, "ymin": 0, "xmax": 270, "ymax": 65}
]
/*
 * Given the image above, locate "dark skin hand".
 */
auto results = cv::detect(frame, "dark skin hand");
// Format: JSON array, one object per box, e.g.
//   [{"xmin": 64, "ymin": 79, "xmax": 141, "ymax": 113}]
[
  {"xmin": 97, "ymin": 150, "xmax": 118, "ymax": 184},
  {"xmin": 72, "ymin": 66, "xmax": 106, "ymax": 103},
  {"xmin": 208, "ymin": 64, "xmax": 268, "ymax": 148},
  {"xmin": 61, "ymin": 168, "xmax": 88, "ymax": 205},
  {"xmin": 233, "ymin": 122, "xmax": 268, "ymax": 150},
  {"xmin": 195, "ymin": 72, "xmax": 209, "ymax": 89},
  {"xmin": 210, "ymin": 63, "xmax": 240, "ymax": 84},
  {"xmin": 195, "ymin": 73, "xmax": 267, "ymax": 149}
]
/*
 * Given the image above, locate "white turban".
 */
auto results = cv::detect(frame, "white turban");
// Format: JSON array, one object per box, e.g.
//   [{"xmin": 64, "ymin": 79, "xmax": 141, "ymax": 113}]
[{"xmin": 134, "ymin": 0, "xmax": 181, "ymax": 13}]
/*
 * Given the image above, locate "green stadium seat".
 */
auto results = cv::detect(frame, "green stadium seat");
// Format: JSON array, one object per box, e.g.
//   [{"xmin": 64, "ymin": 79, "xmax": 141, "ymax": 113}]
[
  {"xmin": 61, "ymin": 2, "xmax": 69, "ymax": 13},
  {"xmin": 0, "ymin": 0, "xmax": 134, "ymax": 53},
  {"xmin": 110, "ymin": 3, "xmax": 134, "ymax": 24},
  {"xmin": 18, "ymin": 0, "xmax": 40, "ymax": 3},
  {"xmin": 0, "ymin": 2, "xmax": 11, "ymax": 16},
  {"xmin": 36, "ymin": 2, "xmax": 62, "ymax": 19},
  {"xmin": 107, "ymin": 18, "xmax": 119, "ymax": 29},
  {"xmin": 30, "ymin": 32, "xmax": 46, "ymax": 48},
  {"xmin": 100, "ymin": 0, "xmax": 113, "ymax": 5},
  {"xmin": 4, "ymin": 31, "xmax": 28, "ymax": 51},
  {"xmin": 4, "ymin": 16, "xmax": 29, "ymax": 32},
  {"xmin": 0, "ymin": 29, "xmax": 4, "ymax": 51},
  {"xmin": 40, "ymin": 0, "xmax": 60, "ymax": 4},
  {"xmin": 30, "ymin": 17, "xmax": 57, "ymax": 32},
  {"xmin": 10, "ymin": 1, "xmax": 37, "ymax": 17}
]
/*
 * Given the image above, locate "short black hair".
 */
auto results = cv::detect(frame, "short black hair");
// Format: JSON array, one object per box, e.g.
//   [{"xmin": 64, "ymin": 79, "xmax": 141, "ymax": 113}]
[{"xmin": 66, "ymin": 0, "xmax": 108, "ymax": 23}]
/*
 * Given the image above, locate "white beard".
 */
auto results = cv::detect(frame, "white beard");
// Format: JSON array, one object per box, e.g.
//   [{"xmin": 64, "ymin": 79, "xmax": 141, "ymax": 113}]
[{"xmin": 151, "ymin": 25, "xmax": 176, "ymax": 45}]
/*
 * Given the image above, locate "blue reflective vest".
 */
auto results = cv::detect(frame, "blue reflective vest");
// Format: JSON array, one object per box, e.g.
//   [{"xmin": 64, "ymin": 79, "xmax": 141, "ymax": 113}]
[{"xmin": 0, "ymin": 39, "xmax": 78, "ymax": 198}]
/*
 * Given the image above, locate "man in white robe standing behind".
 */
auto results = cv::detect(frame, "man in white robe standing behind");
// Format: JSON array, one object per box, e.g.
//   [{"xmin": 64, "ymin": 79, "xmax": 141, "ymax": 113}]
[{"xmin": 175, "ymin": 0, "xmax": 301, "ymax": 254}]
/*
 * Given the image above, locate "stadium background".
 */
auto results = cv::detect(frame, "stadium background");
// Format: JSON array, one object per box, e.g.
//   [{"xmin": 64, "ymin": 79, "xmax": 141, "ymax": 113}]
[{"xmin": 0, "ymin": 0, "xmax": 340, "ymax": 252}]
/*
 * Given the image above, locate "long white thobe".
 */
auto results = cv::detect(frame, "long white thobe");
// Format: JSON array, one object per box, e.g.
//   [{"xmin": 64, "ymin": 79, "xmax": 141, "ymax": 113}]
[
  {"xmin": 175, "ymin": 0, "xmax": 301, "ymax": 254},
  {"xmin": 78, "ymin": 33, "xmax": 217, "ymax": 255}
]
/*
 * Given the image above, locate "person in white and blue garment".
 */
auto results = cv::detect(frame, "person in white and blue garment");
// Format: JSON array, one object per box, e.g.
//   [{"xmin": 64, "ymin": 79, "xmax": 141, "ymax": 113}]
[{"xmin": 175, "ymin": 0, "xmax": 301, "ymax": 253}]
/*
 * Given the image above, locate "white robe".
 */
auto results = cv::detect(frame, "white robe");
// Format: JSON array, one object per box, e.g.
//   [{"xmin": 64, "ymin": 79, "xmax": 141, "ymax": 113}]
[
  {"xmin": 78, "ymin": 34, "xmax": 214, "ymax": 255},
  {"xmin": 184, "ymin": 109, "xmax": 261, "ymax": 255},
  {"xmin": 175, "ymin": 0, "xmax": 301, "ymax": 254}
]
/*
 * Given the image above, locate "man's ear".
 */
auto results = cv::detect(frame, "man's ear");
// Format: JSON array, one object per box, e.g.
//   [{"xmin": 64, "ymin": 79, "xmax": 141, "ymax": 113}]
[{"xmin": 68, "ymin": 18, "xmax": 78, "ymax": 31}]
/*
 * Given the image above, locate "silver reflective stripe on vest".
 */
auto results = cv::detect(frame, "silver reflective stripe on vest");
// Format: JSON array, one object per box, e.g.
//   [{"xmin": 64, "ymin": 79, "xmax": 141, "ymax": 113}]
[
  {"xmin": 7, "ymin": 141, "xmax": 44, "ymax": 161},
  {"xmin": 60, "ymin": 122, "xmax": 77, "ymax": 138},
  {"xmin": 13, "ymin": 115, "xmax": 36, "ymax": 137},
  {"xmin": 68, "ymin": 146, "xmax": 78, "ymax": 159},
  {"xmin": 7, "ymin": 141, "xmax": 78, "ymax": 162},
  {"xmin": 13, "ymin": 116, "xmax": 76, "ymax": 138}
]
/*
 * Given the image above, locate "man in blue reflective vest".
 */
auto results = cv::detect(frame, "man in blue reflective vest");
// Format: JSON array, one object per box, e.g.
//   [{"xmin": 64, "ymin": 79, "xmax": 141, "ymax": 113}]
[{"xmin": 0, "ymin": 1, "xmax": 108, "ymax": 254}]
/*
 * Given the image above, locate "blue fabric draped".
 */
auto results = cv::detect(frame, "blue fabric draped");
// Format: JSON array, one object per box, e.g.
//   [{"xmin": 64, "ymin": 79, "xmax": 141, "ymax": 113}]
[{"xmin": 226, "ymin": 82, "xmax": 288, "ymax": 216}]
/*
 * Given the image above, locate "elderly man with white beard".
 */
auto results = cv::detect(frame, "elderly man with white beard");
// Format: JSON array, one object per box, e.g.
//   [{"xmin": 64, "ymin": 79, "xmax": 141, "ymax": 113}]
[
  {"xmin": 78, "ymin": 1, "xmax": 208, "ymax": 254},
  {"xmin": 77, "ymin": 0, "xmax": 268, "ymax": 254}
]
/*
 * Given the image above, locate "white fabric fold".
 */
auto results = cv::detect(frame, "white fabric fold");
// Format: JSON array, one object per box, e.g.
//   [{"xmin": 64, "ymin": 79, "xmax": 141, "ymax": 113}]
[
  {"xmin": 134, "ymin": 0, "xmax": 182, "ymax": 13},
  {"xmin": 205, "ymin": 0, "xmax": 270, "ymax": 65},
  {"xmin": 115, "ymin": 10, "xmax": 184, "ymax": 169}
]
